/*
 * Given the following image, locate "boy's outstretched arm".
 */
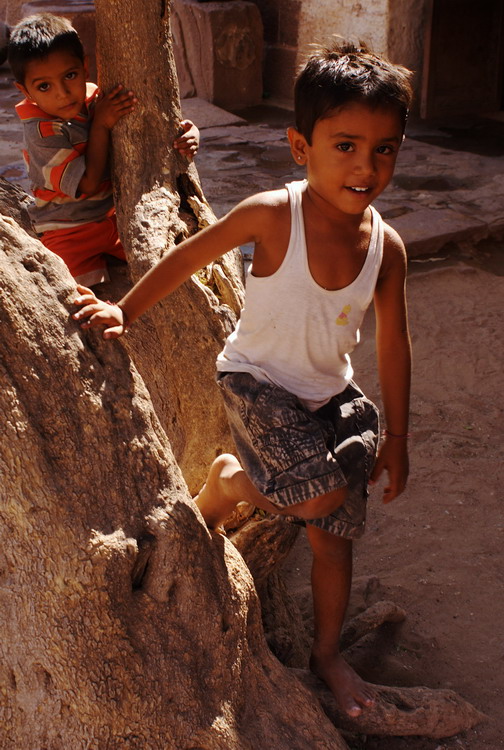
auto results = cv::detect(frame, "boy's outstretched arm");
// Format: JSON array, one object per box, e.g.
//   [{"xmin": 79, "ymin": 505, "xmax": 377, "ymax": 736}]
[
  {"xmin": 73, "ymin": 195, "xmax": 269, "ymax": 336},
  {"xmin": 370, "ymin": 225, "xmax": 411, "ymax": 503},
  {"xmin": 77, "ymin": 85, "xmax": 137, "ymax": 196}
]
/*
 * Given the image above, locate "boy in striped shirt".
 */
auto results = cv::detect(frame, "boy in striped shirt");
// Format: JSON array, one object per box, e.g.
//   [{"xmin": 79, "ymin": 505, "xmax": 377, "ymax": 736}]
[{"xmin": 8, "ymin": 13, "xmax": 199, "ymax": 286}]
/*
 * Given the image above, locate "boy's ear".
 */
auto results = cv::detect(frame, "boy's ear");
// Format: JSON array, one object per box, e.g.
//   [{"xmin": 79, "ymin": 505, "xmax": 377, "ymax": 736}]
[
  {"xmin": 287, "ymin": 126, "xmax": 308, "ymax": 166},
  {"xmin": 14, "ymin": 81, "xmax": 30, "ymax": 99}
]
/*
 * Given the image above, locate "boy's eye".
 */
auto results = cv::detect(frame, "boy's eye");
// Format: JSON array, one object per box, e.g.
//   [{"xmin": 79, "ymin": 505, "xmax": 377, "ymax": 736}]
[
  {"xmin": 65, "ymin": 71, "xmax": 77, "ymax": 80},
  {"xmin": 337, "ymin": 142, "xmax": 354, "ymax": 152},
  {"xmin": 37, "ymin": 83, "xmax": 50, "ymax": 92},
  {"xmin": 376, "ymin": 144, "xmax": 395, "ymax": 155}
]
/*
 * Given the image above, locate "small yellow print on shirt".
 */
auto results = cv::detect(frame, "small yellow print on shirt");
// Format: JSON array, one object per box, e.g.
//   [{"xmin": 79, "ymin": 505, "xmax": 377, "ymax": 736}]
[{"xmin": 336, "ymin": 304, "xmax": 351, "ymax": 325}]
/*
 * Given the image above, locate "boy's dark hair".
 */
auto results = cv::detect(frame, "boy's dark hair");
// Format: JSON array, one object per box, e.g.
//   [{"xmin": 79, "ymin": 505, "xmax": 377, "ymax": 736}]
[
  {"xmin": 7, "ymin": 13, "xmax": 84, "ymax": 84},
  {"xmin": 294, "ymin": 39, "xmax": 414, "ymax": 144}
]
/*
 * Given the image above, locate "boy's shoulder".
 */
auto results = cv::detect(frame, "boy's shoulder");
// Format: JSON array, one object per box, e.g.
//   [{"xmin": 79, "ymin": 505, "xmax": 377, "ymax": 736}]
[
  {"xmin": 217, "ymin": 187, "xmax": 291, "ymax": 248},
  {"xmin": 239, "ymin": 187, "xmax": 290, "ymax": 210},
  {"xmin": 15, "ymin": 98, "xmax": 68, "ymax": 143},
  {"xmin": 382, "ymin": 219, "xmax": 406, "ymax": 255},
  {"xmin": 378, "ymin": 217, "xmax": 407, "ymax": 278},
  {"xmin": 234, "ymin": 186, "xmax": 291, "ymax": 222},
  {"xmin": 15, "ymin": 97, "xmax": 50, "ymax": 123},
  {"xmin": 229, "ymin": 187, "xmax": 290, "ymax": 232}
]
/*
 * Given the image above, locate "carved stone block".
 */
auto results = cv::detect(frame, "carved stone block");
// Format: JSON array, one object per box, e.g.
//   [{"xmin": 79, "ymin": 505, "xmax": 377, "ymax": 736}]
[{"xmin": 172, "ymin": 0, "xmax": 263, "ymax": 109}]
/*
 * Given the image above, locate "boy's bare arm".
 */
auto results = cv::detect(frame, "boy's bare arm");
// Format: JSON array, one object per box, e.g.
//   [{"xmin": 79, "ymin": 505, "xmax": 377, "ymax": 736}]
[
  {"xmin": 371, "ymin": 224, "xmax": 411, "ymax": 503},
  {"xmin": 77, "ymin": 85, "xmax": 137, "ymax": 196},
  {"xmin": 73, "ymin": 194, "xmax": 278, "ymax": 337}
]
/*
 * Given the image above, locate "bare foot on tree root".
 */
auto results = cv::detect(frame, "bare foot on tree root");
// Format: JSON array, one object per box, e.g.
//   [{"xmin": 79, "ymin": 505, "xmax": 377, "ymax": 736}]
[{"xmin": 310, "ymin": 651, "xmax": 375, "ymax": 718}]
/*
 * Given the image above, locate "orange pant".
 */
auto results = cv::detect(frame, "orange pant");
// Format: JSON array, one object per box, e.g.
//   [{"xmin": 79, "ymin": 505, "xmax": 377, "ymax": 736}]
[{"xmin": 41, "ymin": 212, "xmax": 126, "ymax": 287}]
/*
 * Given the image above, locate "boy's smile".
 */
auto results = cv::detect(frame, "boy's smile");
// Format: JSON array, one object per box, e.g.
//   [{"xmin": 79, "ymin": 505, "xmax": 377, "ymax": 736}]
[
  {"xmin": 16, "ymin": 50, "xmax": 88, "ymax": 120},
  {"xmin": 289, "ymin": 101, "xmax": 404, "ymax": 218}
]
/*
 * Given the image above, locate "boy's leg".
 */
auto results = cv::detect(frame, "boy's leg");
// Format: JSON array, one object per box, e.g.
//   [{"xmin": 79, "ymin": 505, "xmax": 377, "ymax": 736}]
[
  {"xmin": 41, "ymin": 212, "xmax": 126, "ymax": 287},
  {"xmin": 196, "ymin": 455, "xmax": 376, "ymax": 717},
  {"xmin": 102, "ymin": 213, "xmax": 127, "ymax": 262},
  {"xmin": 306, "ymin": 524, "xmax": 375, "ymax": 717},
  {"xmin": 195, "ymin": 453, "xmax": 348, "ymax": 530},
  {"xmin": 195, "ymin": 454, "xmax": 257, "ymax": 529},
  {"xmin": 41, "ymin": 222, "xmax": 109, "ymax": 287}
]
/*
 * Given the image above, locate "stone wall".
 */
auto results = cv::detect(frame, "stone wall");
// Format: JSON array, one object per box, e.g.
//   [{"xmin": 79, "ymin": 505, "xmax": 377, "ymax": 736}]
[
  {"xmin": 249, "ymin": 0, "xmax": 427, "ymax": 107},
  {"xmin": 3, "ymin": 0, "xmax": 26, "ymax": 25},
  {"xmin": 387, "ymin": 0, "xmax": 427, "ymax": 101},
  {"xmin": 250, "ymin": 0, "xmax": 300, "ymax": 102}
]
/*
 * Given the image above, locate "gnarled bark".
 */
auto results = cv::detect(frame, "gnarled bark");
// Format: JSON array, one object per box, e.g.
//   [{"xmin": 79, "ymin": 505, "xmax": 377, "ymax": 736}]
[
  {"xmin": 0, "ymin": 215, "xmax": 348, "ymax": 749},
  {"xmin": 94, "ymin": 0, "xmax": 244, "ymax": 495},
  {"xmin": 91, "ymin": 0, "xmax": 303, "ymax": 671}
]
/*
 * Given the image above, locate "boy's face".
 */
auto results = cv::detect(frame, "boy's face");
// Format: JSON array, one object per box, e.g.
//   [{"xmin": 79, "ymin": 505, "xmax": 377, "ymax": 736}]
[
  {"xmin": 15, "ymin": 49, "xmax": 88, "ymax": 120},
  {"xmin": 289, "ymin": 101, "xmax": 404, "ymax": 216}
]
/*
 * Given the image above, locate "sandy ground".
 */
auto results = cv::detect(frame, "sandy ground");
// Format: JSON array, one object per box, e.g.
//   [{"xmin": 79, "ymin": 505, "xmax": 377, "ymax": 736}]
[{"xmin": 1, "ymin": 58, "xmax": 503, "ymax": 748}]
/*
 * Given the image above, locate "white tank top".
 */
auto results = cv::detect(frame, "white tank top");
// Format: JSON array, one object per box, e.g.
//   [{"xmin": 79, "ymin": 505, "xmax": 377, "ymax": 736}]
[{"xmin": 216, "ymin": 179, "xmax": 384, "ymax": 410}]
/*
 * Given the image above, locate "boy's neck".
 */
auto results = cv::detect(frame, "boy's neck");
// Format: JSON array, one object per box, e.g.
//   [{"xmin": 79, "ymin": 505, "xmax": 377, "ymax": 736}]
[{"xmin": 304, "ymin": 184, "xmax": 369, "ymax": 230}]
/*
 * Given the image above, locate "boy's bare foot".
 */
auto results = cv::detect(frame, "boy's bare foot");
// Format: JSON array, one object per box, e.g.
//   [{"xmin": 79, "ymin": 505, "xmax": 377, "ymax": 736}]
[
  {"xmin": 310, "ymin": 651, "xmax": 376, "ymax": 718},
  {"xmin": 194, "ymin": 453, "xmax": 243, "ymax": 530}
]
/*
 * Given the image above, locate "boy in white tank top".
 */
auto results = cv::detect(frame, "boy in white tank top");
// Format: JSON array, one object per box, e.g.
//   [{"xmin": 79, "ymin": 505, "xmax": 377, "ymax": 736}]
[{"xmin": 74, "ymin": 41, "xmax": 413, "ymax": 719}]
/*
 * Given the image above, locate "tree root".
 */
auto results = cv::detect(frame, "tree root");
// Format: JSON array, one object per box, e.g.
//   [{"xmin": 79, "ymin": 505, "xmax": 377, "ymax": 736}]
[
  {"xmin": 230, "ymin": 516, "xmax": 300, "ymax": 585},
  {"xmin": 291, "ymin": 669, "xmax": 485, "ymax": 739},
  {"xmin": 341, "ymin": 600, "xmax": 407, "ymax": 650}
]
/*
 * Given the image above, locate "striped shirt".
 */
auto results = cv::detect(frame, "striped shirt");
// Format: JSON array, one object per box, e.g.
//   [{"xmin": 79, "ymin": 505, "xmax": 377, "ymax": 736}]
[{"xmin": 16, "ymin": 82, "xmax": 114, "ymax": 234}]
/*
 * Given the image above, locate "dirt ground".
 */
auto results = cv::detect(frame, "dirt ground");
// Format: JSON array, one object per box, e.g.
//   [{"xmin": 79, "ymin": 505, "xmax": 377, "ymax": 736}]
[{"xmin": 282, "ymin": 262, "xmax": 504, "ymax": 749}]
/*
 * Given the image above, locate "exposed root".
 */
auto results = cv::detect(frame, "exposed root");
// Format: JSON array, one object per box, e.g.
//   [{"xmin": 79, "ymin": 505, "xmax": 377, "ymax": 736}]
[
  {"xmin": 341, "ymin": 600, "xmax": 407, "ymax": 650},
  {"xmin": 230, "ymin": 516, "xmax": 299, "ymax": 585},
  {"xmin": 292, "ymin": 669, "xmax": 485, "ymax": 739}
]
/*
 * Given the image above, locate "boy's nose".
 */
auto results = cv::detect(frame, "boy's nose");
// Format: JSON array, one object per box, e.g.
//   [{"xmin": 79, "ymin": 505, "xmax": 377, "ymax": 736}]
[
  {"xmin": 56, "ymin": 82, "xmax": 71, "ymax": 98},
  {"xmin": 354, "ymin": 151, "xmax": 376, "ymax": 175}
]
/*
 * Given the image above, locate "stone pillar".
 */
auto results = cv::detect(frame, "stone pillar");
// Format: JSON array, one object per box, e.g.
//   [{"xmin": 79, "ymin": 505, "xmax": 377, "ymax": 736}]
[{"xmin": 172, "ymin": 0, "xmax": 263, "ymax": 109}]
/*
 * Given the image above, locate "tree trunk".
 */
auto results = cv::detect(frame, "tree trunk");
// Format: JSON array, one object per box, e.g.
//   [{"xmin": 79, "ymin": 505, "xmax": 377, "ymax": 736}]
[
  {"xmin": 0, "ymin": 212, "xmax": 348, "ymax": 748},
  {"xmin": 94, "ymin": 0, "xmax": 244, "ymax": 495},
  {"xmin": 92, "ymin": 0, "xmax": 302, "ymax": 661}
]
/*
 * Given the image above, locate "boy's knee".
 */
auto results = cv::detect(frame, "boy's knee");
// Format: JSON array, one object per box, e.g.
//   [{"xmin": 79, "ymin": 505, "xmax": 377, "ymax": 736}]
[{"xmin": 296, "ymin": 487, "xmax": 348, "ymax": 520}]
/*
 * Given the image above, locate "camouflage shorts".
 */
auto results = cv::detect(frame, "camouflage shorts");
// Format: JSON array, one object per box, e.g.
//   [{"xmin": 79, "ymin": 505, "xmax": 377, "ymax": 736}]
[{"xmin": 216, "ymin": 371, "xmax": 380, "ymax": 539}]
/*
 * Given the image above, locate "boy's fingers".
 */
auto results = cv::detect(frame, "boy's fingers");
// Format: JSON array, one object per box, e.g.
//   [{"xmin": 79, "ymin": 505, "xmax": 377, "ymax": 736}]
[
  {"xmin": 369, "ymin": 460, "xmax": 382, "ymax": 484},
  {"xmin": 110, "ymin": 90, "xmax": 135, "ymax": 104},
  {"xmin": 382, "ymin": 487, "xmax": 394, "ymax": 503},
  {"xmin": 383, "ymin": 474, "xmax": 406, "ymax": 503},
  {"xmin": 72, "ymin": 303, "xmax": 98, "ymax": 318},
  {"xmin": 83, "ymin": 311, "xmax": 120, "ymax": 329},
  {"xmin": 73, "ymin": 293, "xmax": 97, "ymax": 306},
  {"xmin": 103, "ymin": 325, "xmax": 126, "ymax": 340},
  {"xmin": 107, "ymin": 84, "xmax": 124, "ymax": 97},
  {"xmin": 76, "ymin": 284, "xmax": 93, "ymax": 295}
]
